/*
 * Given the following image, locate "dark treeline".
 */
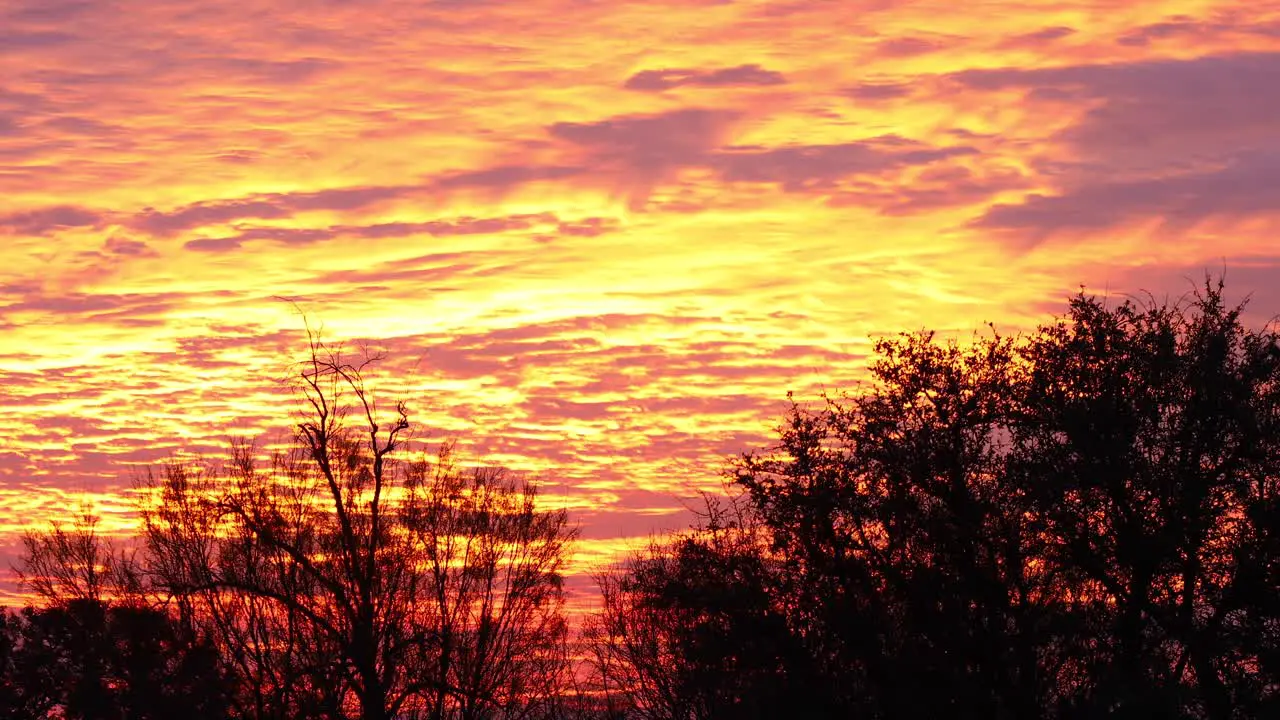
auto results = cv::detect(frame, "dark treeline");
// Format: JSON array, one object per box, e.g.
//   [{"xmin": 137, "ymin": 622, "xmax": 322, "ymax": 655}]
[{"xmin": 4, "ymin": 279, "xmax": 1280, "ymax": 719}]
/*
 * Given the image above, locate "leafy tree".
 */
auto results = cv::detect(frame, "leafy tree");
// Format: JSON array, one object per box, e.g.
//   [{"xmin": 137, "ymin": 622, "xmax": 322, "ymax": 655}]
[
  {"xmin": 1012, "ymin": 283, "xmax": 1280, "ymax": 718},
  {"xmin": 593, "ymin": 279, "xmax": 1280, "ymax": 719},
  {"xmin": 585, "ymin": 498, "xmax": 826, "ymax": 720},
  {"xmin": 0, "ymin": 599, "xmax": 229, "ymax": 720}
]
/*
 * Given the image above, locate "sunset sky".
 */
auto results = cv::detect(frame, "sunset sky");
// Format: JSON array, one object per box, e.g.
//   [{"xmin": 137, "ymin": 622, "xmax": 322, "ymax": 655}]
[{"xmin": 3, "ymin": 0, "xmax": 1280, "ymax": 607}]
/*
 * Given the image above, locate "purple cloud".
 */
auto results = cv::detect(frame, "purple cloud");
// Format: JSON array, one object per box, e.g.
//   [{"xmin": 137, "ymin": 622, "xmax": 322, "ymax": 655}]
[
  {"xmin": 624, "ymin": 64, "xmax": 787, "ymax": 91},
  {"xmin": 973, "ymin": 151, "xmax": 1280, "ymax": 234},
  {"xmin": 0, "ymin": 29, "xmax": 78, "ymax": 52},
  {"xmin": 138, "ymin": 200, "xmax": 292, "ymax": 236},
  {"xmin": 953, "ymin": 52, "xmax": 1280, "ymax": 163},
  {"xmin": 3, "ymin": 291, "xmax": 186, "ymax": 318},
  {"xmin": 182, "ymin": 213, "xmax": 564, "ymax": 252},
  {"xmin": 103, "ymin": 236, "xmax": 156, "ymax": 256},
  {"xmin": 549, "ymin": 108, "xmax": 735, "ymax": 167},
  {"xmin": 846, "ymin": 82, "xmax": 912, "ymax": 101},
  {"xmin": 0, "ymin": 205, "xmax": 99, "ymax": 235},
  {"xmin": 875, "ymin": 36, "xmax": 945, "ymax": 57},
  {"xmin": 711, "ymin": 139, "xmax": 976, "ymax": 191},
  {"xmin": 435, "ymin": 165, "xmax": 582, "ymax": 190},
  {"xmin": 5, "ymin": 0, "xmax": 97, "ymax": 24},
  {"xmin": 555, "ymin": 217, "xmax": 619, "ymax": 237},
  {"xmin": 1115, "ymin": 17, "xmax": 1280, "ymax": 47},
  {"xmin": 184, "ymin": 237, "xmax": 244, "ymax": 252},
  {"xmin": 134, "ymin": 170, "xmax": 596, "ymax": 239},
  {"xmin": 1001, "ymin": 26, "xmax": 1076, "ymax": 47},
  {"xmin": 197, "ymin": 57, "xmax": 338, "ymax": 85},
  {"xmin": 134, "ymin": 185, "xmax": 413, "ymax": 236},
  {"xmin": 548, "ymin": 108, "xmax": 738, "ymax": 203}
]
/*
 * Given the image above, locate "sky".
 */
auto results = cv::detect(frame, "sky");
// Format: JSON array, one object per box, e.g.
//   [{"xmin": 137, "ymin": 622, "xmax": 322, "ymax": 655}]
[{"xmin": 2, "ymin": 0, "xmax": 1280, "ymax": 607}]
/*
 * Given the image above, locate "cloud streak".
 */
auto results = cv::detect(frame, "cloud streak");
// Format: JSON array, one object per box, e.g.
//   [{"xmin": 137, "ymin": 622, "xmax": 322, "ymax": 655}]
[{"xmin": 624, "ymin": 64, "xmax": 787, "ymax": 91}]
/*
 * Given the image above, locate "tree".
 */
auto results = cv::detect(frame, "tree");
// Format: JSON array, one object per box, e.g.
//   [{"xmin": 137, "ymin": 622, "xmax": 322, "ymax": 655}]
[
  {"xmin": 585, "ymin": 497, "xmax": 829, "ymax": 720},
  {"xmin": 0, "ymin": 598, "xmax": 230, "ymax": 720},
  {"xmin": 1011, "ymin": 283, "xmax": 1280, "ymax": 717},
  {"xmin": 140, "ymin": 334, "xmax": 577, "ymax": 720},
  {"xmin": 16, "ymin": 510, "xmax": 139, "ymax": 605},
  {"xmin": 592, "ymin": 279, "xmax": 1280, "ymax": 719}
]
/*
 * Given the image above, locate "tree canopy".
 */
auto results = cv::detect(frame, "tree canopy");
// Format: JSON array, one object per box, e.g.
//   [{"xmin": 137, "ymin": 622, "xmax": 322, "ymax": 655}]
[{"xmin": 594, "ymin": 281, "xmax": 1280, "ymax": 719}]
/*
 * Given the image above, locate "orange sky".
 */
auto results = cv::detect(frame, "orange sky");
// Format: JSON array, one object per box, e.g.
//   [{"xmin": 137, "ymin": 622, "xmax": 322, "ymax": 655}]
[{"xmin": 3, "ymin": 0, "xmax": 1280, "ymax": 607}]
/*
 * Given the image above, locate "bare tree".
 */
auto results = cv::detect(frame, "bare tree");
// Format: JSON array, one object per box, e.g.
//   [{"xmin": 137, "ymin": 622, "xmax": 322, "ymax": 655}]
[
  {"xmin": 140, "ymin": 334, "xmax": 577, "ymax": 720},
  {"xmin": 16, "ymin": 509, "xmax": 140, "ymax": 605},
  {"xmin": 402, "ymin": 449, "xmax": 575, "ymax": 720}
]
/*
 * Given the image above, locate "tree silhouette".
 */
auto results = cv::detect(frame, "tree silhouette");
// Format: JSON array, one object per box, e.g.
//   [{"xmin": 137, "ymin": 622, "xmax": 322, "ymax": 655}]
[
  {"xmin": 592, "ymin": 279, "xmax": 1280, "ymax": 719},
  {"xmin": 1011, "ymin": 283, "xmax": 1280, "ymax": 717},
  {"xmin": 0, "ymin": 599, "xmax": 229, "ymax": 720},
  {"xmin": 139, "ymin": 335, "xmax": 577, "ymax": 720},
  {"xmin": 585, "ymin": 496, "xmax": 830, "ymax": 720},
  {"xmin": 9, "ymin": 333, "xmax": 577, "ymax": 720},
  {"xmin": 16, "ymin": 511, "xmax": 140, "ymax": 605}
]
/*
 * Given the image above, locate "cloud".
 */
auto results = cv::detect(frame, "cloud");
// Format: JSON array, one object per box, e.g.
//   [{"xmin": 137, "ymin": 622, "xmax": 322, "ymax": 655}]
[
  {"xmin": 952, "ymin": 52, "xmax": 1280, "ymax": 164},
  {"xmin": 138, "ymin": 200, "xmax": 293, "ymax": 237},
  {"xmin": 710, "ymin": 138, "xmax": 976, "ymax": 191},
  {"xmin": 1001, "ymin": 26, "xmax": 1076, "ymax": 47},
  {"xmin": 1115, "ymin": 17, "xmax": 1280, "ymax": 47},
  {"xmin": 973, "ymin": 151, "xmax": 1280, "ymax": 234},
  {"xmin": 2, "ymin": 291, "xmax": 186, "ymax": 319},
  {"xmin": 415, "ymin": 213, "xmax": 556, "ymax": 236},
  {"xmin": 435, "ymin": 165, "xmax": 583, "ymax": 190},
  {"xmin": 545, "ymin": 111, "xmax": 971, "ymax": 202},
  {"xmin": 845, "ymin": 82, "xmax": 912, "ymax": 101},
  {"xmin": 554, "ymin": 217, "xmax": 619, "ymax": 237},
  {"xmin": 4, "ymin": 0, "xmax": 97, "ymax": 24},
  {"xmin": 0, "ymin": 29, "xmax": 78, "ymax": 53},
  {"xmin": 196, "ymin": 57, "xmax": 339, "ymax": 85},
  {"xmin": 0, "ymin": 205, "xmax": 100, "ymax": 235},
  {"xmin": 624, "ymin": 64, "xmax": 787, "ymax": 91},
  {"xmin": 134, "ymin": 185, "xmax": 414, "ymax": 236},
  {"xmin": 947, "ymin": 51, "xmax": 1280, "ymax": 236},
  {"xmin": 829, "ymin": 164, "xmax": 1029, "ymax": 213},
  {"xmin": 310, "ymin": 254, "xmax": 479, "ymax": 288},
  {"xmin": 184, "ymin": 237, "xmax": 244, "ymax": 252},
  {"xmin": 548, "ymin": 108, "xmax": 738, "ymax": 202},
  {"xmin": 874, "ymin": 36, "xmax": 946, "ymax": 57},
  {"xmin": 103, "ymin": 236, "xmax": 156, "ymax": 257},
  {"xmin": 40, "ymin": 115, "xmax": 121, "ymax": 136},
  {"xmin": 549, "ymin": 108, "xmax": 735, "ymax": 166},
  {"xmin": 135, "ymin": 167, "xmax": 596, "ymax": 239},
  {"xmin": 182, "ymin": 213, "xmax": 566, "ymax": 252}
]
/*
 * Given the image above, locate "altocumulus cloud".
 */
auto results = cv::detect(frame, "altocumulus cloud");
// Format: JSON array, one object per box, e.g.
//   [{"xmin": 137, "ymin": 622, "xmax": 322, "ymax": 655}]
[
  {"xmin": 952, "ymin": 52, "xmax": 1280, "ymax": 162},
  {"xmin": 974, "ymin": 151, "xmax": 1280, "ymax": 234},
  {"xmin": 0, "ymin": 205, "xmax": 100, "ymax": 235},
  {"xmin": 624, "ymin": 63, "xmax": 787, "ymax": 91}
]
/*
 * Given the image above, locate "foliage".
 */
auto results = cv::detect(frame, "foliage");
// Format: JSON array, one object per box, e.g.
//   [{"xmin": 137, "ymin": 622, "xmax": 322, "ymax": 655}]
[
  {"xmin": 0, "ymin": 599, "xmax": 229, "ymax": 720},
  {"xmin": 592, "ymin": 280, "xmax": 1280, "ymax": 719}
]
